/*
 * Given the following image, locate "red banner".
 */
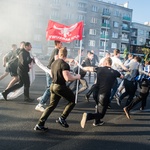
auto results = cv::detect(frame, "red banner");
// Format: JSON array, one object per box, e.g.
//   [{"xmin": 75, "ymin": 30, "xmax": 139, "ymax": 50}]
[{"xmin": 46, "ymin": 20, "xmax": 83, "ymax": 42}]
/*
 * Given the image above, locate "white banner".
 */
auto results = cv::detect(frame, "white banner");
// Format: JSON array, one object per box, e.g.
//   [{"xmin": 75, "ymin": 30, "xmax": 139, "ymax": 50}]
[{"xmin": 0, "ymin": 58, "xmax": 49, "ymax": 100}]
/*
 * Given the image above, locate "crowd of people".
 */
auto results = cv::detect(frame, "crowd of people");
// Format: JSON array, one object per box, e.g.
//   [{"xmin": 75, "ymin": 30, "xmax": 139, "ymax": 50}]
[{"xmin": 0, "ymin": 40, "xmax": 150, "ymax": 131}]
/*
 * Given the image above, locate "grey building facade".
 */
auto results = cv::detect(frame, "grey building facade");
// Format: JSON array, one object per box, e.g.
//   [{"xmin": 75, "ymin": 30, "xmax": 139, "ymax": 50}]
[{"xmin": 0, "ymin": 0, "xmax": 150, "ymax": 58}]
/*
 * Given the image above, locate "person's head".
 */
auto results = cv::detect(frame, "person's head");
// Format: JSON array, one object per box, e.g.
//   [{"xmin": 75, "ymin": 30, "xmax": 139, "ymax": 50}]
[
  {"xmin": 78, "ymin": 49, "xmax": 83, "ymax": 55},
  {"xmin": 105, "ymin": 52, "xmax": 110, "ymax": 57},
  {"xmin": 87, "ymin": 51, "xmax": 94, "ymax": 60},
  {"xmin": 113, "ymin": 49, "xmax": 120, "ymax": 57},
  {"xmin": 20, "ymin": 41, "xmax": 25, "ymax": 49},
  {"xmin": 54, "ymin": 40, "xmax": 62, "ymax": 49},
  {"xmin": 24, "ymin": 42, "xmax": 32, "ymax": 52},
  {"xmin": 145, "ymin": 60, "xmax": 150, "ymax": 66},
  {"xmin": 128, "ymin": 53, "xmax": 133, "ymax": 59},
  {"xmin": 59, "ymin": 47, "xmax": 67, "ymax": 59},
  {"xmin": 12, "ymin": 44, "xmax": 17, "ymax": 50},
  {"xmin": 103, "ymin": 57, "xmax": 112, "ymax": 67},
  {"xmin": 134, "ymin": 56, "xmax": 141, "ymax": 63},
  {"xmin": 91, "ymin": 50, "xmax": 94, "ymax": 53}
]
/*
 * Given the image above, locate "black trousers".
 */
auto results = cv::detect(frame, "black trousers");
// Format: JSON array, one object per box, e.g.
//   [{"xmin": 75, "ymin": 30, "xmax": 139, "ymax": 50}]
[
  {"xmin": 4, "ymin": 72, "xmax": 30, "ymax": 98},
  {"xmin": 87, "ymin": 89, "xmax": 110, "ymax": 123},
  {"xmin": 119, "ymin": 79, "xmax": 137, "ymax": 106},
  {"xmin": 38, "ymin": 83, "xmax": 76, "ymax": 126},
  {"xmin": 126, "ymin": 79, "xmax": 150, "ymax": 112}
]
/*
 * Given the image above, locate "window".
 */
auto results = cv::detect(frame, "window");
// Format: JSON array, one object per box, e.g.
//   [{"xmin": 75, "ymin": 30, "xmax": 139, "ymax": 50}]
[
  {"xmin": 114, "ymin": 10, "xmax": 120, "ymax": 17},
  {"xmin": 35, "ymin": 22, "xmax": 42, "ymax": 29},
  {"xmin": 75, "ymin": 40, "xmax": 80, "ymax": 47},
  {"xmin": 92, "ymin": 5, "xmax": 98, "ymax": 12},
  {"xmin": 50, "ymin": 11, "xmax": 59, "ymax": 19},
  {"xmin": 78, "ymin": 14, "xmax": 85, "ymax": 21},
  {"xmin": 66, "ymin": 1, "xmax": 74, "ymax": 7},
  {"xmin": 78, "ymin": 2, "xmax": 86, "ymax": 8},
  {"xmin": 100, "ymin": 41, "xmax": 108, "ymax": 47},
  {"xmin": 122, "ymin": 23, "xmax": 129, "ymax": 30},
  {"xmin": 111, "ymin": 43, "xmax": 117, "ymax": 49},
  {"xmin": 122, "ymin": 33, "xmax": 128, "ymax": 39},
  {"xmin": 65, "ymin": 13, "xmax": 72, "ymax": 20},
  {"xmin": 103, "ymin": 8, "xmax": 110, "ymax": 15},
  {"xmin": 89, "ymin": 29, "xmax": 96, "ymax": 35},
  {"xmin": 53, "ymin": 0, "xmax": 60, "ymax": 4},
  {"xmin": 89, "ymin": 40, "xmax": 95, "ymax": 47},
  {"xmin": 112, "ymin": 32, "xmax": 118, "ymax": 38},
  {"xmin": 113, "ymin": 21, "xmax": 119, "ymax": 28},
  {"xmin": 91, "ymin": 17, "xmax": 97, "ymax": 24},
  {"xmin": 139, "ymin": 29, "xmax": 144, "ymax": 35},
  {"xmin": 34, "ymin": 34, "xmax": 42, "ymax": 41}
]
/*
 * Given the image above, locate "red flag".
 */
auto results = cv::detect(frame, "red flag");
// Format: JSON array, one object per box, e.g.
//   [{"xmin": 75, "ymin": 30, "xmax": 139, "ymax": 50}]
[{"xmin": 46, "ymin": 20, "xmax": 83, "ymax": 42}]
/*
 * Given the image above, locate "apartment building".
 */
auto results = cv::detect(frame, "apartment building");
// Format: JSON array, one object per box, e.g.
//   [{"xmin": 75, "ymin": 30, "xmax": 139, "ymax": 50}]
[
  {"xmin": 130, "ymin": 22, "xmax": 150, "ymax": 55},
  {"xmin": 1, "ymin": 0, "xmax": 150, "ymax": 58}
]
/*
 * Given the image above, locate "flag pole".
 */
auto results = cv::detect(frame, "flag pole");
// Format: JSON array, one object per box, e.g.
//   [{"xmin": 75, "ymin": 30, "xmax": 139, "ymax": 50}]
[{"xmin": 75, "ymin": 40, "xmax": 82, "ymax": 104}]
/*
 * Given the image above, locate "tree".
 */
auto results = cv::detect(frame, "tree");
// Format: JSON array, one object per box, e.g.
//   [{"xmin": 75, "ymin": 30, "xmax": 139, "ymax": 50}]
[{"xmin": 142, "ymin": 48, "xmax": 150, "ymax": 61}]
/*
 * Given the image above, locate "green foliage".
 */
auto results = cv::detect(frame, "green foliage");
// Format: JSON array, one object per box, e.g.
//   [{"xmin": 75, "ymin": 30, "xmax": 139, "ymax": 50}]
[
  {"xmin": 123, "ymin": 48, "xmax": 129, "ymax": 59},
  {"xmin": 142, "ymin": 48, "xmax": 150, "ymax": 61}
]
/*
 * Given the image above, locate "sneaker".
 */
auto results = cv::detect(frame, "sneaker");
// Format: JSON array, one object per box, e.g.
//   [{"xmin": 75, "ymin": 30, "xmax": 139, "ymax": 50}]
[
  {"xmin": 34, "ymin": 124, "xmax": 48, "ymax": 131},
  {"xmin": 56, "ymin": 117, "xmax": 69, "ymax": 128},
  {"xmin": 37, "ymin": 97, "xmax": 47, "ymax": 106},
  {"xmin": 2, "ymin": 91, "xmax": 7, "ymax": 100},
  {"xmin": 37, "ymin": 96, "xmax": 42, "ymax": 102},
  {"xmin": 24, "ymin": 98, "xmax": 34, "ymax": 102},
  {"xmin": 93, "ymin": 120, "xmax": 104, "ymax": 126},
  {"xmin": 80, "ymin": 113, "xmax": 88, "ymax": 128},
  {"xmin": 123, "ymin": 107, "xmax": 130, "ymax": 119},
  {"xmin": 35, "ymin": 104, "xmax": 45, "ymax": 112},
  {"xmin": 107, "ymin": 104, "xmax": 111, "ymax": 109}
]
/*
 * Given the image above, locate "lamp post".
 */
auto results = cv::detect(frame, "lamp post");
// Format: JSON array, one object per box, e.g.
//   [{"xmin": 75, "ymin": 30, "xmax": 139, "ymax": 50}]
[{"xmin": 104, "ymin": 23, "xmax": 108, "ymax": 56}]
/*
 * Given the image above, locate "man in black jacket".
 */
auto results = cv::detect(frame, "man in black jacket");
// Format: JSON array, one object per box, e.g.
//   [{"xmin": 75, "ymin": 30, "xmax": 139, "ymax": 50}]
[{"xmin": 2, "ymin": 42, "xmax": 34, "ymax": 102}]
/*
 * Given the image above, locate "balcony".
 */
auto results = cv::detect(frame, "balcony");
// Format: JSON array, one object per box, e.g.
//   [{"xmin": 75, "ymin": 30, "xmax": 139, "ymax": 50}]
[
  {"xmin": 121, "ymin": 38, "xmax": 129, "ymax": 43},
  {"xmin": 100, "ymin": 34, "xmax": 109, "ymax": 39},
  {"xmin": 102, "ymin": 12, "xmax": 111, "ymax": 17},
  {"xmin": 131, "ymin": 32, "xmax": 137, "ymax": 37},
  {"xmin": 101, "ymin": 23, "xmax": 110, "ymax": 28},
  {"xmin": 131, "ymin": 41, "xmax": 137, "ymax": 45},
  {"xmin": 122, "ymin": 16, "xmax": 131, "ymax": 22},
  {"xmin": 122, "ymin": 27, "xmax": 130, "ymax": 32}
]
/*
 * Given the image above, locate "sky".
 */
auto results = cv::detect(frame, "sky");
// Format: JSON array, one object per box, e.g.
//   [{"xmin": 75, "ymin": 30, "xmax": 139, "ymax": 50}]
[{"xmin": 109, "ymin": 0, "xmax": 150, "ymax": 23}]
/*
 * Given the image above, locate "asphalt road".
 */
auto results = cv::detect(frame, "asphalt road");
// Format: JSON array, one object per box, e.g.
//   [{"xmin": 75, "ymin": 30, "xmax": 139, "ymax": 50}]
[{"xmin": 0, "ymin": 65, "xmax": 150, "ymax": 150}]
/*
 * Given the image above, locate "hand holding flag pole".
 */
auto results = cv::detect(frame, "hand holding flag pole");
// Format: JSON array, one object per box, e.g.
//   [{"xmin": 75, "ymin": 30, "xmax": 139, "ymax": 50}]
[{"xmin": 46, "ymin": 20, "xmax": 83, "ymax": 103}]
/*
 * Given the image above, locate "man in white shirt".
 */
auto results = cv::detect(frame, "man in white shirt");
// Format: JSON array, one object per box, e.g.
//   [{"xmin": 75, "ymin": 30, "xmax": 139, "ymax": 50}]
[{"xmin": 109, "ymin": 49, "xmax": 129, "ymax": 106}]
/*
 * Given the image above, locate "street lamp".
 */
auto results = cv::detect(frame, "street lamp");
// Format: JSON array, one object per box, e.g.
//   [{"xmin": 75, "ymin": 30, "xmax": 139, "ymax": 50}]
[{"xmin": 104, "ymin": 23, "xmax": 108, "ymax": 56}]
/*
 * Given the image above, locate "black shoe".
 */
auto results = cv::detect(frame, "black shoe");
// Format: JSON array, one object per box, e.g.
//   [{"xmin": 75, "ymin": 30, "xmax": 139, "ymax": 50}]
[
  {"xmin": 56, "ymin": 117, "xmax": 69, "ymax": 128},
  {"xmin": 93, "ymin": 120, "xmax": 104, "ymax": 126},
  {"xmin": 2, "ymin": 91, "xmax": 7, "ymax": 100},
  {"xmin": 34, "ymin": 124, "xmax": 48, "ymax": 131},
  {"xmin": 107, "ymin": 104, "xmax": 111, "ymax": 109},
  {"xmin": 85, "ymin": 94, "xmax": 90, "ymax": 102},
  {"xmin": 24, "ymin": 98, "xmax": 34, "ymax": 102}
]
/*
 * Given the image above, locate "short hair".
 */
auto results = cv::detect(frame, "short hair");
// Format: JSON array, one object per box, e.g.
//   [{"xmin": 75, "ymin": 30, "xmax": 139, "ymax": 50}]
[
  {"xmin": 25, "ymin": 42, "xmax": 31, "ymax": 47},
  {"xmin": 12, "ymin": 44, "xmax": 17, "ymax": 48},
  {"xmin": 54, "ymin": 40, "xmax": 61, "ymax": 46},
  {"xmin": 59, "ymin": 47, "xmax": 67, "ymax": 57},
  {"xmin": 104, "ymin": 57, "xmax": 112, "ymax": 65},
  {"xmin": 113, "ymin": 49, "xmax": 120, "ymax": 55},
  {"xmin": 20, "ymin": 41, "xmax": 25, "ymax": 44},
  {"xmin": 135, "ymin": 56, "xmax": 141, "ymax": 63}
]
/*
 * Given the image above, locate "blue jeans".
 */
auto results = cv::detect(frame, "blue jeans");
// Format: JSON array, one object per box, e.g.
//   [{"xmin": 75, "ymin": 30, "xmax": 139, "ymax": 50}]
[
  {"xmin": 39, "ymin": 72, "xmax": 52, "ymax": 105},
  {"xmin": 109, "ymin": 79, "xmax": 119, "ymax": 103}
]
